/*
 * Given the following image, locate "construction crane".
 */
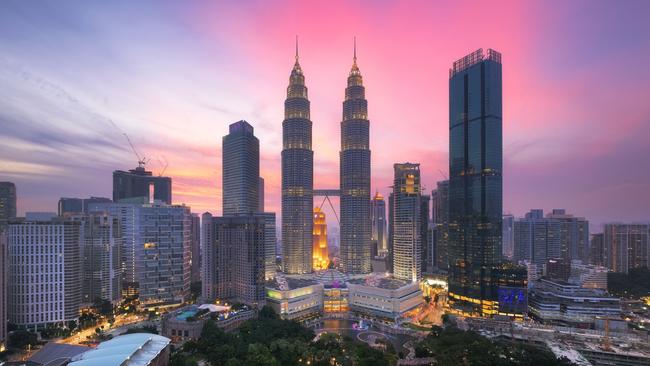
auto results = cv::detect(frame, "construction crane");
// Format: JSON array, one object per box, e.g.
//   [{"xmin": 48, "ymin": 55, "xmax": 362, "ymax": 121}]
[
  {"xmin": 157, "ymin": 156, "xmax": 169, "ymax": 177},
  {"xmin": 438, "ymin": 169, "xmax": 448, "ymax": 180},
  {"xmin": 123, "ymin": 133, "xmax": 147, "ymax": 168}
]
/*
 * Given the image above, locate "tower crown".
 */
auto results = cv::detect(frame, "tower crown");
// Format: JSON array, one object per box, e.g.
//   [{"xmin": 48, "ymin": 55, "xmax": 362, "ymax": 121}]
[{"xmin": 348, "ymin": 37, "xmax": 363, "ymax": 86}]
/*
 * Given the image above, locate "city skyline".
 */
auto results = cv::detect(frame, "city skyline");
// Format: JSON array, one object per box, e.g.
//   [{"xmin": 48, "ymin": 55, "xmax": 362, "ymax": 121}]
[{"xmin": 1, "ymin": 1, "xmax": 650, "ymax": 231}]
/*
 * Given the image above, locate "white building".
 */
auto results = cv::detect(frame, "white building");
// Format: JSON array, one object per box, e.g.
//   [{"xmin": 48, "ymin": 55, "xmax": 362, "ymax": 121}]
[
  {"xmin": 7, "ymin": 218, "xmax": 81, "ymax": 330},
  {"xmin": 347, "ymin": 276, "xmax": 422, "ymax": 320},
  {"xmin": 266, "ymin": 275, "xmax": 323, "ymax": 320}
]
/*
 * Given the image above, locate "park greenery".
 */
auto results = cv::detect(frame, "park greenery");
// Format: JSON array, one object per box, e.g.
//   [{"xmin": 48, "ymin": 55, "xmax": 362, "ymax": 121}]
[
  {"xmin": 170, "ymin": 305, "xmax": 396, "ymax": 366},
  {"xmin": 414, "ymin": 325, "xmax": 575, "ymax": 366},
  {"xmin": 608, "ymin": 267, "xmax": 650, "ymax": 298}
]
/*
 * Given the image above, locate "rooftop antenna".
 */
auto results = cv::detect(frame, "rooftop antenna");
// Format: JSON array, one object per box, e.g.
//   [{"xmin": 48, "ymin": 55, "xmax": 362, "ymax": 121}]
[{"xmin": 123, "ymin": 133, "xmax": 147, "ymax": 168}]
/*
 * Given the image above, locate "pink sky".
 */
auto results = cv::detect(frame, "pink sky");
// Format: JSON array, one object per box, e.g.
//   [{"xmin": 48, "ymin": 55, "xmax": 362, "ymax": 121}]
[{"xmin": 1, "ymin": 0, "xmax": 649, "ymax": 230}]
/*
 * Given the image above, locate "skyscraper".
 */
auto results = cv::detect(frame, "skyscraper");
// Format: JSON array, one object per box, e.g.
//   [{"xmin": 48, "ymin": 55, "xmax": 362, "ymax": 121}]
[
  {"xmin": 545, "ymin": 209, "xmax": 589, "ymax": 264},
  {"xmin": 190, "ymin": 213, "xmax": 201, "ymax": 283},
  {"xmin": 59, "ymin": 197, "xmax": 112, "ymax": 216},
  {"xmin": 340, "ymin": 39, "xmax": 371, "ymax": 274},
  {"xmin": 603, "ymin": 223, "xmax": 649, "ymax": 273},
  {"xmin": 203, "ymin": 215, "xmax": 266, "ymax": 307},
  {"xmin": 0, "ymin": 229, "xmax": 7, "ymax": 350},
  {"xmin": 513, "ymin": 210, "xmax": 561, "ymax": 265},
  {"xmin": 258, "ymin": 177, "xmax": 265, "ymax": 212},
  {"xmin": 432, "ymin": 180, "xmax": 449, "ymax": 270},
  {"xmin": 113, "ymin": 166, "xmax": 172, "ymax": 204},
  {"xmin": 370, "ymin": 192, "xmax": 387, "ymax": 256},
  {"xmin": 73, "ymin": 212, "xmax": 123, "ymax": 304},
  {"xmin": 392, "ymin": 163, "xmax": 422, "ymax": 282},
  {"xmin": 590, "ymin": 233, "xmax": 605, "ymax": 266},
  {"xmin": 0, "ymin": 182, "xmax": 17, "ymax": 228},
  {"xmin": 420, "ymin": 194, "xmax": 430, "ymax": 273},
  {"xmin": 312, "ymin": 207, "xmax": 329, "ymax": 270},
  {"xmin": 281, "ymin": 41, "xmax": 314, "ymax": 274},
  {"xmin": 8, "ymin": 217, "xmax": 81, "ymax": 330},
  {"xmin": 448, "ymin": 48, "xmax": 503, "ymax": 316},
  {"xmin": 502, "ymin": 214, "xmax": 514, "ymax": 260},
  {"xmin": 222, "ymin": 120, "xmax": 260, "ymax": 216}
]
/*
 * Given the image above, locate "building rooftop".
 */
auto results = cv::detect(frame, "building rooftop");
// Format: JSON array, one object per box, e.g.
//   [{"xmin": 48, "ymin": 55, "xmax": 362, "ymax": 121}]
[
  {"xmin": 68, "ymin": 333, "xmax": 170, "ymax": 366},
  {"xmin": 28, "ymin": 343, "xmax": 89, "ymax": 366},
  {"xmin": 313, "ymin": 269, "xmax": 349, "ymax": 289},
  {"xmin": 347, "ymin": 275, "xmax": 411, "ymax": 290},
  {"xmin": 266, "ymin": 276, "xmax": 319, "ymax": 290}
]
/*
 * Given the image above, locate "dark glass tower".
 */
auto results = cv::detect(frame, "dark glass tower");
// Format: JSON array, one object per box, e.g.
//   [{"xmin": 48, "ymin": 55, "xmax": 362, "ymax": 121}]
[
  {"xmin": 448, "ymin": 49, "xmax": 503, "ymax": 317},
  {"xmin": 340, "ymin": 40, "xmax": 372, "ymax": 274},
  {"xmin": 281, "ymin": 42, "xmax": 313, "ymax": 274},
  {"xmin": 222, "ymin": 120, "xmax": 260, "ymax": 216}
]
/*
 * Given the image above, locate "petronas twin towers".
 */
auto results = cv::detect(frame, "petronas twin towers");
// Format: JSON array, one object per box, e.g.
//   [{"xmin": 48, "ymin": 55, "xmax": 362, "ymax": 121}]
[{"xmin": 282, "ymin": 39, "xmax": 371, "ymax": 274}]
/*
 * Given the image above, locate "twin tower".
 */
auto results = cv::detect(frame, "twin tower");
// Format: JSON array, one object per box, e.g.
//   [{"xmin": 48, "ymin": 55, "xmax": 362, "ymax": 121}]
[{"xmin": 282, "ymin": 40, "xmax": 371, "ymax": 275}]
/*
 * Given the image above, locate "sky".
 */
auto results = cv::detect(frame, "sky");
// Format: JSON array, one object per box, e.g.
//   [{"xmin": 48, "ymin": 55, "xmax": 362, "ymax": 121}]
[{"xmin": 1, "ymin": 0, "xmax": 649, "ymax": 232}]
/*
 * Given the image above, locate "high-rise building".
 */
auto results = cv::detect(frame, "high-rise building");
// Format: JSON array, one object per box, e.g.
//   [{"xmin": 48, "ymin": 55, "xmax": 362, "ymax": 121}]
[
  {"xmin": 545, "ymin": 209, "xmax": 589, "ymax": 264},
  {"xmin": 113, "ymin": 166, "xmax": 172, "ymax": 204},
  {"xmin": 203, "ymin": 215, "xmax": 266, "ymax": 307},
  {"xmin": 603, "ymin": 223, "xmax": 649, "ymax": 273},
  {"xmin": 590, "ymin": 233, "xmax": 605, "ymax": 266},
  {"xmin": 89, "ymin": 201, "xmax": 191, "ymax": 305},
  {"xmin": 59, "ymin": 197, "xmax": 112, "ymax": 216},
  {"xmin": 7, "ymin": 217, "xmax": 81, "ymax": 330},
  {"xmin": 256, "ymin": 212, "xmax": 276, "ymax": 280},
  {"xmin": 72, "ymin": 212, "xmax": 122, "ymax": 304},
  {"xmin": 258, "ymin": 177, "xmax": 265, "ymax": 212},
  {"xmin": 222, "ymin": 120, "xmax": 260, "ymax": 216},
  {"xmin": 392, "ymin": 163, "xmax": 422, "ymax": 282},
  {"xmin": 0, "ymin": 182, "xmax": 17, "ymax": 228},
  {"xmin": 387, "ymin": 192, "xmax": 394, "ymax": 273},
  {"xmin": 0, "ymin": 229, "xmax": 7, "ymax": 351},
  {"xmin": 431, "ymin": 180, "xmax": 449, "ymax": 270},
  {"xmin": 312, "ymin": 207, "xmax": 329, "ymax": 270},
  {"xmin": 370, "ymin": 192, "xmax": 387, "ymax": 256},
  {"xmin": 58, "ymin": 198, "xmax": 83, "ymax": 215},
  {"xmin": 281, "ymin": 42, "xmax": 314, "ymax": 275},
  {"xmin": 448, "ymin": 48, "xmax": 503, "ymax": 316},
  {"xmin": 340, "ymin": 40, "xmax": 372, "ymax": 274},
  {"xmin": 201, "ymin": 212, "xmax": 214, "ymax": 300},
  {"xmin": 190, "ymin": 213, "xmax": 201, "ymax": 283},
  {"xmin": 420, "ymin": 194, "xmax": 430, "ymax": 274},
  {"xmin": 514, "ymin": 210, "xmax": 561, "ymax": 265},
  {"xmin": 502, "ymin": 214, "xmax": 514, "ymax": 260}
]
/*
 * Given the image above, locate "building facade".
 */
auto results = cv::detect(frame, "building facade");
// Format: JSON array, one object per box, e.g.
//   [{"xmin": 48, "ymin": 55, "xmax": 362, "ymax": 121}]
[
  {"xmin": 603, "ymin": 223, "xmax": 649, "ymax": 273},
  {"xmin": 222, "ymin": 120, "xmax": 260, "ymax": 216},
  {"xmin": 312, "ymin": 207, "xmax": 329, "ymax": 270},
  {"xmin": 113, "ymin": 166, "xmax": 172, "ymax": 204},
  {"xmin": 0, "ymin": 182, "xmax": 17, "ymax": 229},
  {"xmin": 370, "ymin": 192, "xmax": 387, "ymax": 256},
  {"xmin": 7, "ymin": 218, "xmax": 81, "ymax": 330},
  {"xmin": 502, "ymin": 214, "xmax": 514, "ymax": 260},
  {"xmin": 347, "ymin": 276, "xmax": 422, "ymax": 320},
  {"xmin": 190, "ymin": 213, "xmax": 201, "ymax": 283},
  {"xmin": 281, "ymin": 46, "xmax": 314, "ymax": 275},
  {"xmin": 447, "ymin": 48, "xmax": 503, "ymax": 316},
  {"xmin": 203, "ymin": 215, "xmax": 266, "ymax": 307},
  {"xmin": 391, "ymin": 163, "xmax": 422, "ymax": 282},
  {"xmin": 546, "ymin": 209, "xmax": 589, "ymax": 264},
  {"xmin": 0, "ymin": 230, "xmax": 7, "ymax": 351},
  {"xmin": 431, "ymin": 180, "xmax": 449, "ymax": 271},
  {"xmin": 340, "ymin": 43, "xmax": 372, "ymax": 274},
  {"xmin": 514, "ymin": 209, "xmax": 561, "ymax": 265}
]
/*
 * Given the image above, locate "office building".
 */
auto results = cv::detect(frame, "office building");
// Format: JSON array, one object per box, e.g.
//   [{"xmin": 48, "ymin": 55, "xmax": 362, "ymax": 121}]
[
  {"xmin": 370, "ymin": 192, "xmax": 387, "ymax": 256},
  {"xmin": 113, "ymin": 166, "xmax": 172, "ymax": 204},
  {"xmin": 0, "ymin": 182, "xmax": 17, "ymax": 229},
  {"xmin": 190, "ymin": 213, "xmax": 201, "ymax": 283},
  {"xmin": 387, "ymin": 192, "xmax": 394, "ymax": 273},
  {"xmin": 513, "ymin": 210, "xmax": 561, "ymax": 265},
  {"xmin": 447, "ymin": 48, "xmax": 503, "ymax": 316},
  {"xmin": 258, "ymin": 177, "xmax": 265, "ymax": 212},
  {"xmin": 603, "ymin": 223, "xmax": 649, "ymax": 273},
  {"xmin": 420, "ymin": 194, "xmax": 430, "ymax": 273},
  {"xmin": 340, "ymin": 40, "xmax": 372, "ymax": 274},
  {"xmin": 203, "ymin": 215, "xmax": 266, "ymax": 307},
  {"xmin": 281, "ymin": 43, "xmax": 314, "ymax": 274},
  {"xmin": 431, "ymin": 180, "xmax": 449, "ymax": 270},
  {"xmin": 73, "ymin": 212, "xmax": 122, "ymax": 304},
  {"xmin": 391, "ymin": 163, "xmax": 422, "ymax": 282},
  {"xmin": 546, "ymin": 209, "xmax": 589, "ymax": 264},
  {"xmin": 502, "ymin": 214, "xmax": 514, "ymax": 260},
  {"xmin": 256, "ymin": 212, "xmax": 276, "ymax": 280},
  {"xmin": 0, "ymin": 230, "xmax": 7, "ymax": 351},
  {"xmin": 528, "ymin": 278, "xmax": 621, "ymax": 327},
  {"xmin": 201, "ymin": 212, "xmax": 214, "ymax": 300},
  {"xmin": 493, "ymin": 265, "xmax": 528, "ymax": 318},
  {"xmin": 60, "ymin": 197, "xmax": 112, "ymax": 216},
  {"xmin": 312, "ymin": 207, "xmax": 329, "ymax": 270},
  {"xmin": 222, "ymin": 120, "xmax": 260, "ymax": 216},
  {"xmin": 7, "ymin": 217, "xmax": 81, "ymax": 330}
]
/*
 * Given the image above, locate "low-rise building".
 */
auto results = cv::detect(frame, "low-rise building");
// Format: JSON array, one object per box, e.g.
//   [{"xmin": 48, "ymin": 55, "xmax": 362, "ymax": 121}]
[
  {"xmin": 347, "ymin": 275, "xmax": 422, "ymax": 320},
  {"xmin": 69, "ymin": 333, "xmax": 171, "ymax": 366},
  {"xmin": 528, "ymin": 278, "xmax": 621, "ymax": 328},
  {"xmin": 569, "ymin": 263, "xmax": 608, "ymax": 289},
  {"xmin": 161, "ymin": 304, "xmax": 255, "ymax": 342},
  {"xmin": 266, "ymin": 275, "xmax": 323, "ymax": 320}
]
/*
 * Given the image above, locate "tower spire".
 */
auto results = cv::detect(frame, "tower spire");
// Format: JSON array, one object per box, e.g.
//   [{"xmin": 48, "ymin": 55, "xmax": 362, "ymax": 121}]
[
  {"xmin": 295, "ymin": 35, "xmax": 299, "ymax": 62},
  {"xmin": 353, "ymin": 36, "xmax": 357, "ymax": 65}
]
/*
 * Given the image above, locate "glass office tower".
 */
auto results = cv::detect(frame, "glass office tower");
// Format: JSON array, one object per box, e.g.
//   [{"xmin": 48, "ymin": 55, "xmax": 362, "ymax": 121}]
[{"xmin": 448, "ymin": 48, "xmax": 503, "ymax": 317}]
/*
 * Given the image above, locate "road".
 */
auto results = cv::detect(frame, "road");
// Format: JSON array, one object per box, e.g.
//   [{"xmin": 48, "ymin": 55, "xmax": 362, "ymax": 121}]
[{"xmin": 59, "ymin": 314, "xmax": 149, "ymax": 345}]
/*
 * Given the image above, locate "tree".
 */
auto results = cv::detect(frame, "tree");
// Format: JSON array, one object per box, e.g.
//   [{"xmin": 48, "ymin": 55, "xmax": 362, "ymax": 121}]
[
  {"xmin": 259, "ymin": 305, "xmax": 279, "ymax": 320},
  {"xmin": 9, "ymin": 330, "xmax": 38, "ymax": 349},
  {"xmin": 93, "ymin": 298, "xmax": 113, "ymax": 317}
]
